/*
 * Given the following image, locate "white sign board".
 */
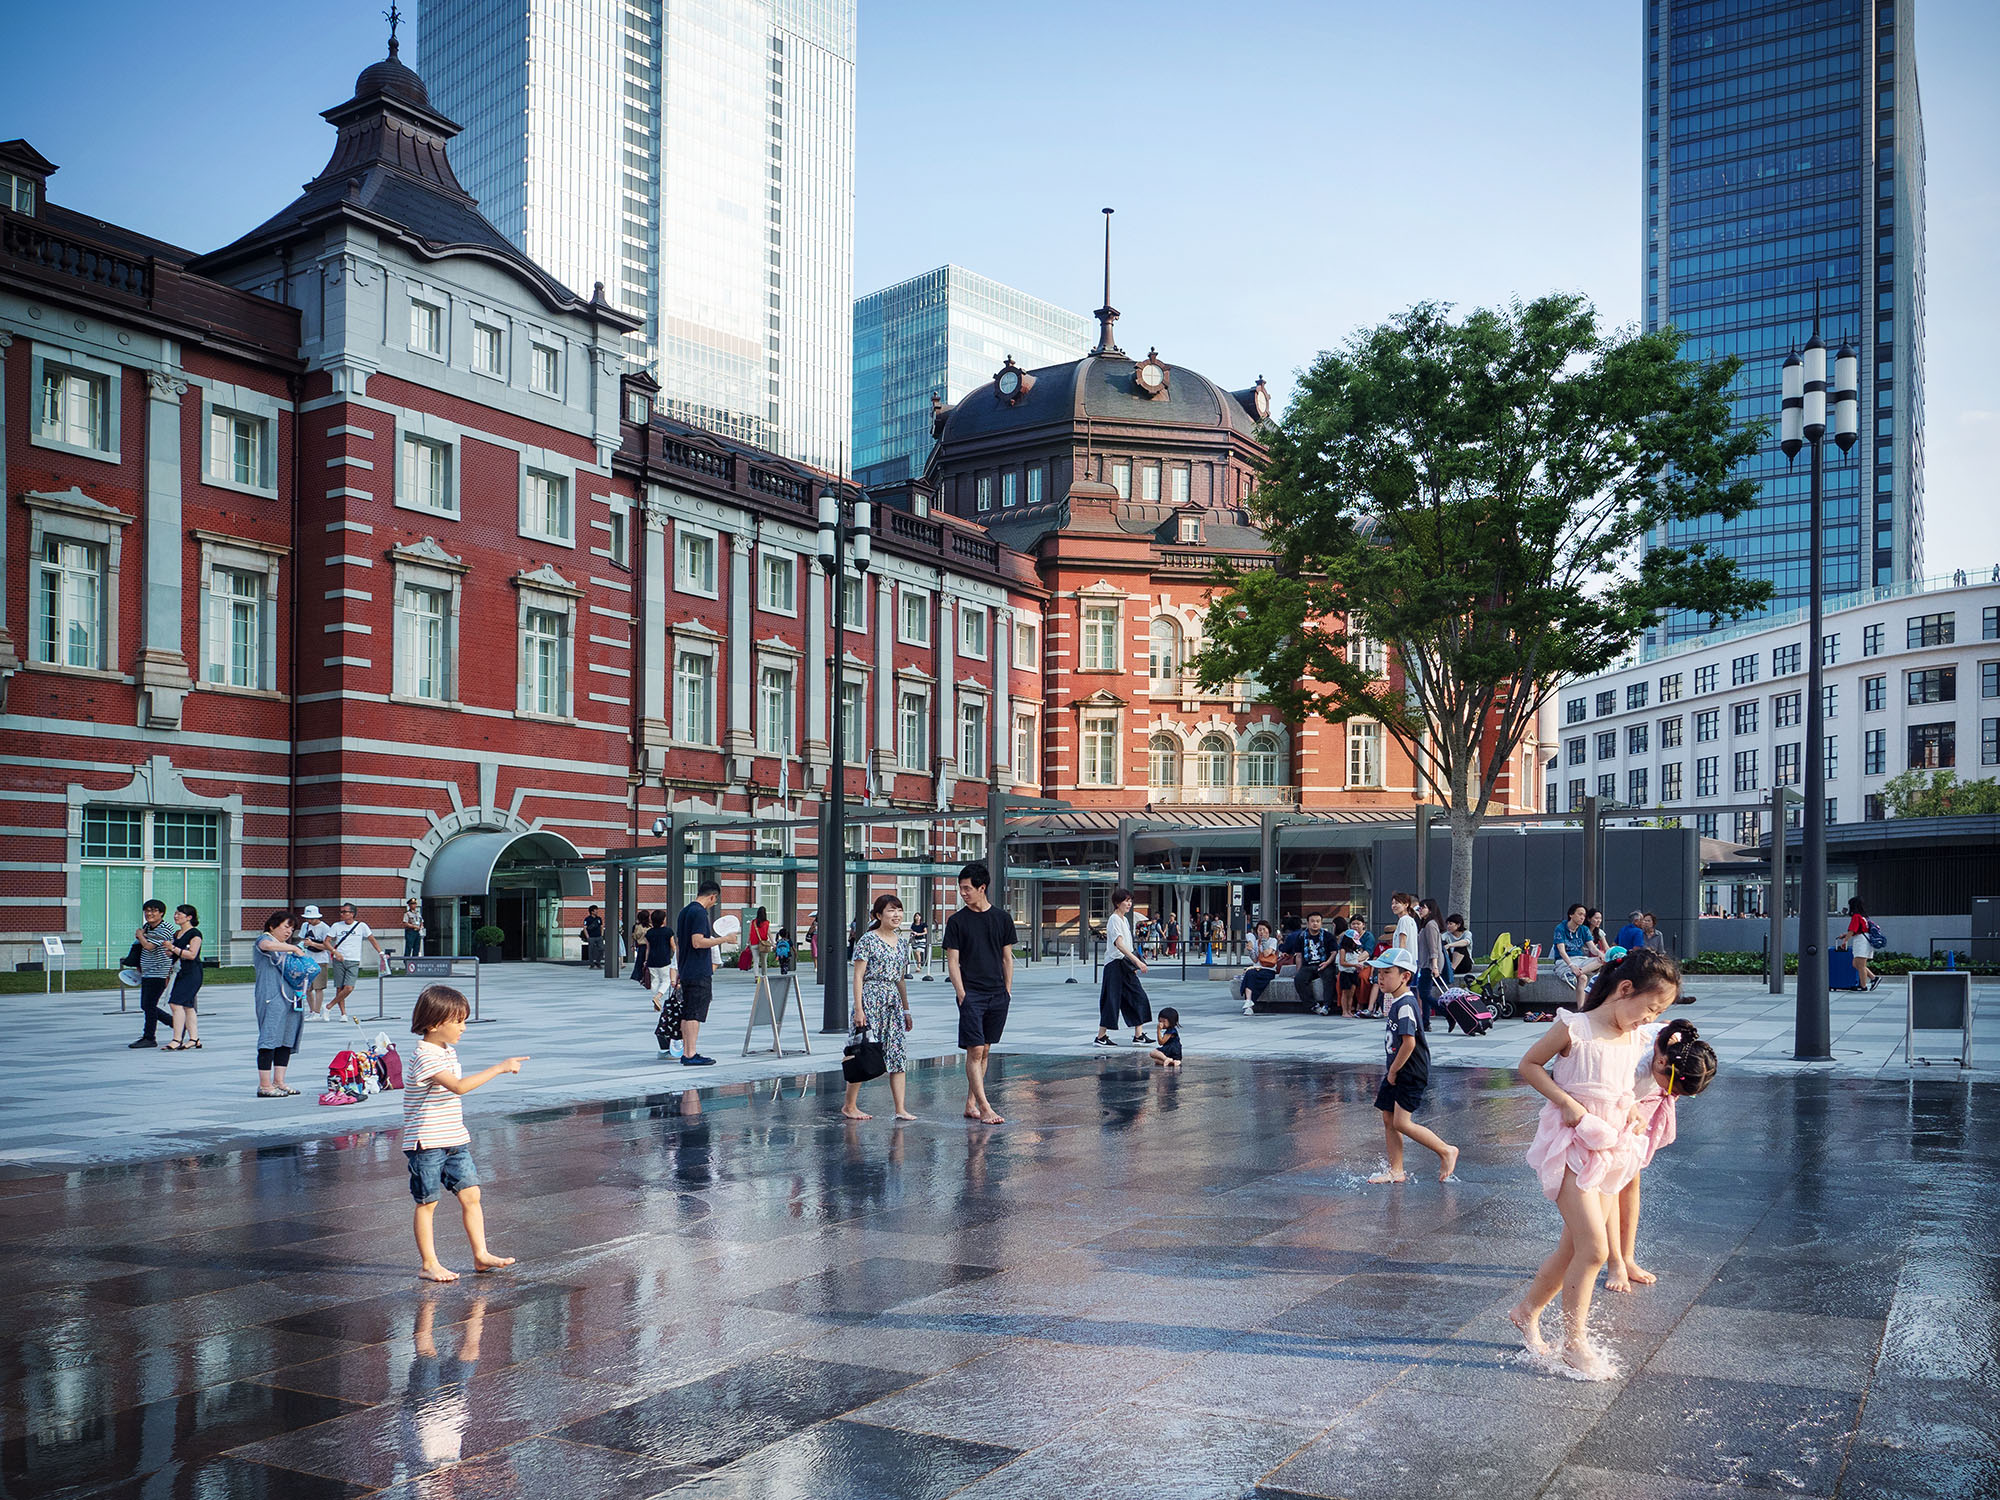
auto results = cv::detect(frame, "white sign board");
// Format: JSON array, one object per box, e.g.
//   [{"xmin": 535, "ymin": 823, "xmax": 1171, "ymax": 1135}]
[{"xmin": 41, "ymin": 936, "xmax": 65, "ymax": 957}]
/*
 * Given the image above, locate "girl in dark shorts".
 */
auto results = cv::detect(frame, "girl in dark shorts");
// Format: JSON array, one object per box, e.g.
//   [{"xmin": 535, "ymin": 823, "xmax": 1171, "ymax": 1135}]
[{"xmin": 1148, "ymin": 1007, "xmax": 1183, "ymax": 1068}]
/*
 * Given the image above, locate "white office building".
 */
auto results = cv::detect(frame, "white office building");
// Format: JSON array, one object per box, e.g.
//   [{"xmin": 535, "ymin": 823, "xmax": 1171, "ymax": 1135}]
[
  {"xmin": 1546, "ymin": 573, "xmax": 2000, "ymax": 843},
  {"xmin": 416, "ymin": 0, "xmax": 856, "ymax": 471}
]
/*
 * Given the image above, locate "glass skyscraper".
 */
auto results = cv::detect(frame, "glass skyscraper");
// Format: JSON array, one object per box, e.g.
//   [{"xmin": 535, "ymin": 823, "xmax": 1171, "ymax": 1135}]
[
  {"xmin": 1644, "ymin": 0, "xmax": 1923, "ymax": 641},
  {"xmin": 417, "ymin": 0, "xmax": 855, "ymax": 471},
  {"xmin": 853, "ymin": 265, "xmax": 1094, "ymax": 486}
]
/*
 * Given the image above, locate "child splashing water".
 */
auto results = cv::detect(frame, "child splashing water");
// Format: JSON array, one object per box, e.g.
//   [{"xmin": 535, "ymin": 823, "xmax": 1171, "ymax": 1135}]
[
  {"xmin": 1508, "ymin": 948, "xmax": 1681, "ymax": 1378},
  {"xmin": 1604, "ymin": 1018, "xmax": 1717, "ymax": 1292}
]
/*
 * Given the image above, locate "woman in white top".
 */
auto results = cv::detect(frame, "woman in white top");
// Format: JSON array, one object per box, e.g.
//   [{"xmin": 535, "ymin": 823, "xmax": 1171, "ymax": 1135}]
[
  {"xmin": 1390, "ymin": 892, "xmax": 1420, "ymax": 959},
  {"xmin": 1094, "ymin": 887, "xmax": 1155, "ymax": 1047}
]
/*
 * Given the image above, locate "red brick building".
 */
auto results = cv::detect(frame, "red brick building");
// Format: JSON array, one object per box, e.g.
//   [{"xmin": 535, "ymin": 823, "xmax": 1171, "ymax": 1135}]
[
  {"xmin": 1, "ymin": 45, "xmax": 1539, "ymax": 970},
  {"xmin": 0, "ymin": 51, "xmax": 1040, "ymax": 970}
]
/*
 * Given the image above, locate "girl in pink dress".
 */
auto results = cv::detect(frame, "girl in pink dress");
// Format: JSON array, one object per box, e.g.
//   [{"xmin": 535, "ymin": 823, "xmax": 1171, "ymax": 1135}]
[
  {"xmin": 1604, "ymin": 1018, "xmax": 1717, "ymax": 1292},
  {"xmin": 1508, "ymin": 948, "xmax": 1682, "ymax": 1378}
]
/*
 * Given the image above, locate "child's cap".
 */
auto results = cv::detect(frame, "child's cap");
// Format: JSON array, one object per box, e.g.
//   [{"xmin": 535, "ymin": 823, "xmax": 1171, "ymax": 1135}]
[{"xmin": 1366, "ymin": 947, "xmax": 1417, "ymax": 973}]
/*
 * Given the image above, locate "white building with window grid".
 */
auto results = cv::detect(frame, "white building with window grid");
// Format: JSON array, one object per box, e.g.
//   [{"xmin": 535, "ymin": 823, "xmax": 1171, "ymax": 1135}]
[
  {"xmin": 1545, "ymin": 573, "xmax": 2000, "ymax": 839},
  {"xmin": 416, "ymin": 0, "xmax": 856, "ymax": 472}
]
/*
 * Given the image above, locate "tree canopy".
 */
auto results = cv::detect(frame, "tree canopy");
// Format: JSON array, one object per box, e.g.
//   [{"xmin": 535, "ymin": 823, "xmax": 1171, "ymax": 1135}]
[{"xmin": 1195, "ymin": 294, "xmax": 1773, "ymax": 918}]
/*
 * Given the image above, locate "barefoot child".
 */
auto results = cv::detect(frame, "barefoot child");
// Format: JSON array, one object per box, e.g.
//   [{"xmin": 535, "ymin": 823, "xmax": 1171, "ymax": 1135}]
[
  {"xmin": 1604, "ymin": 1018, "xmax": 1717, "ymax": 1292},
  {"xmin": 1148, "ymin": 1007, "xmax": 1183, "ymax": 1067},
  {"xmin": 1366, "ymin": 948, "xmax": 1460, "ymax": 1185},
  {"xmin": 1508, "ymin": 948, "xmax": 1679, "ymax": 1378},
  {"xmin": 403, "ymin": 985, "xmax": 529, "ymax": 1282}
]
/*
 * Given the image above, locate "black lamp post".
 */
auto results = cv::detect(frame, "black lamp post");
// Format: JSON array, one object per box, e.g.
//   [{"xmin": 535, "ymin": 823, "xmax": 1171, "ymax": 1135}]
[
  {"xmin": 816, "ymin": 484, "xmax": 872, "ymax": 1033},
  {"xmin": 1779, "ymin": 299, "xmax": 1857, "ymax": 1061}
]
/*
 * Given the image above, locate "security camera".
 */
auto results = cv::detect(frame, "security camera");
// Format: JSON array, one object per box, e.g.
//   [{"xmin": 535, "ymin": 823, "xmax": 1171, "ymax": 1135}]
[{"xmin": 651, "ymin": 816, "xmax": 668, "ymax": 837}]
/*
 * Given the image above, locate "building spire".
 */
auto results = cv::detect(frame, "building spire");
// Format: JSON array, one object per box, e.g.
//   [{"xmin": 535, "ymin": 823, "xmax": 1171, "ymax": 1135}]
[
  {"xmin": 1092, "ymin": 207, "xmax": 1123, "ymax": 356},
  {"xmin": 384, "ymin": 2, "xmax": 403, "ymax": 57}
]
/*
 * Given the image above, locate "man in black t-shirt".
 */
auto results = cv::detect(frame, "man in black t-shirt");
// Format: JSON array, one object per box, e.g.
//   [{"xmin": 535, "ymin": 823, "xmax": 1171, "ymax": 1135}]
[
  {"xmin": 1279, "ymin": 911, "xmax": 1335, "ymax": 1015},
  {"xmin": 944, "ymin": 861, "xmax": 1015, "ymax": 1125},
  {"xmin": 675, "ymin": 882, "xmax": 723, "ymax": 1066}
]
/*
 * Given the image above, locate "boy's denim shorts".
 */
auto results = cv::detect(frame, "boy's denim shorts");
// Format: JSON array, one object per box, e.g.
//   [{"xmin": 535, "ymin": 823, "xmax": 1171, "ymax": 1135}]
[{"xmin": 405, "ymin": 1145, "xmax": 479, "ymax": 1204}]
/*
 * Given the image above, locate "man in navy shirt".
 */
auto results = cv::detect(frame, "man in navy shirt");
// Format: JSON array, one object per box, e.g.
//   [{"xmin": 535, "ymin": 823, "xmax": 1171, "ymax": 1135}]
[
  {"xmin": 1279, "ymin": 911, "xmax": 1335, "ymax": 1015},
  {"xmin": 675, "ymin": 881, "xmax": 723, "ymax": 1066}
]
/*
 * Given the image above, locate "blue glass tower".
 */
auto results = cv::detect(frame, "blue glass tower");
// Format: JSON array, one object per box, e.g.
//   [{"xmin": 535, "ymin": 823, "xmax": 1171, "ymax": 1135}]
[
  {"xmin": 1645, "ymin": 0, "xmax": 1923, "ymax": 641},
  {"xmin": 853, "ymin": 265, "xmax": 1093, "ymax": 487}
]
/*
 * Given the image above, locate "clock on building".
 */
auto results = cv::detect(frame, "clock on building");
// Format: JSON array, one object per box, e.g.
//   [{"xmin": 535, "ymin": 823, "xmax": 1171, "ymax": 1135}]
[
  {"xmin": 994, "ymin": 356, "xmax": 1034, "ymax": 404},
  {"xmin": 1134, "ymin": 350, "xmax": 1170, "ymax": 399}
]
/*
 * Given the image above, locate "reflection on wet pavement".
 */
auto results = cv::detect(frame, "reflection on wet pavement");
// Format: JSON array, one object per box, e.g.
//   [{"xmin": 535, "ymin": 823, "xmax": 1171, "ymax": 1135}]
[{"xmin": 1, "ymin": 1055, "xmax": 1995, "ymax": 1497}]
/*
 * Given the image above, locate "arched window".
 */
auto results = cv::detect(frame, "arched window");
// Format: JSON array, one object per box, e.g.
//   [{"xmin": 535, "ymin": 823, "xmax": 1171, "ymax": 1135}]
[
  {"xmin": 1241, "ymin": 731, "xmax": 1282, "ymax": 787},
  {"xmin": 1147, "ymin": 734, "xmax": 1181, "ymax": 791},
  {"xmin": 1148, "ymin": 616, "xmax": 1184, "ymax": 681},
  {"xmin": 1195, "ymin": 733, "xmax": 1232, "ymax": 792}
]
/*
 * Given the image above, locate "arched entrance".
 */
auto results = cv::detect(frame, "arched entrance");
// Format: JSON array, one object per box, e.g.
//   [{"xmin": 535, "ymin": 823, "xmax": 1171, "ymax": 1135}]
[{"xmin": 422, "ymin": 829, "xmax": 591, "ymax": 960}]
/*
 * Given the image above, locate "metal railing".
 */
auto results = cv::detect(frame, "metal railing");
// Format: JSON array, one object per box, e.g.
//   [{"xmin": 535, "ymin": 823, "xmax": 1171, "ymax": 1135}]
[{"xmin": 1148, "ymin": 785, "xmax": 1300, "ymax": 806}]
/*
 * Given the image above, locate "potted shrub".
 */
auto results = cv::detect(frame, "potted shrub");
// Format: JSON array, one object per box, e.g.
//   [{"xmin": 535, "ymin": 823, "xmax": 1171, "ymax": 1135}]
[{"xmin": 473, "ymin": 925, "xmax": 506, "ymax": 964}]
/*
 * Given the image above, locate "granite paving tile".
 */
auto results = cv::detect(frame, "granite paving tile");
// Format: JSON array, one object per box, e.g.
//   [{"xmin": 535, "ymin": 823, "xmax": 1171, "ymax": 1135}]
[
  {"xmin": 1256, "ymin": 1387, "xmax": 1599, "ymax": 1500},
  {"xmin": 1566, "ymin": 1371, "xmax": 1860, "ymax": 1493}
]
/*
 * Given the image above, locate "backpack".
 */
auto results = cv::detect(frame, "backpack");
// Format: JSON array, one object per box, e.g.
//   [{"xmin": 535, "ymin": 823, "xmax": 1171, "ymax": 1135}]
[
  {"xmin": 321, "ymin": 1049, "xmax": 368, "ymax": 1105},
  {"xmin": 1864, "ymin": 919, "xmax": 1887, "ymax": 950},
  {"xmin": 774, "ymin": 937, "xmax": 791, "ymax": 960}
]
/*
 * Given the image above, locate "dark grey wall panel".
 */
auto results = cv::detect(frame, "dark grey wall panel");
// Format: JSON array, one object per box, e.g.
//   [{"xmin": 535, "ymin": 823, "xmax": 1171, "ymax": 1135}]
[{"xmin": 1367, "ymin": 827, "xmax": 1702, "ymax": 957}]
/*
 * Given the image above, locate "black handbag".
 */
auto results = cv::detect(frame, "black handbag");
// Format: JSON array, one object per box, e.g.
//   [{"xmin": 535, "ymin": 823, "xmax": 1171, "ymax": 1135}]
[{"xmin": 841, "ymin": 1026, "xmax": 887, "ymax": 1083}]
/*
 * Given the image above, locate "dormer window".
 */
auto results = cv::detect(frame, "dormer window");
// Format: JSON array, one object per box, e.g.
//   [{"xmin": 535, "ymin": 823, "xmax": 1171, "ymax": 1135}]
[
  {"xmin": 1178, "ymin": 514, "xmax": 1202, "ymax": 545},
  {"xmin": 626, "ymin": 389, "xmax": 651, "ymax": 424},
  {"xmin": 1, "ymin": 170, "xmax": 36, "ymax": 215}
]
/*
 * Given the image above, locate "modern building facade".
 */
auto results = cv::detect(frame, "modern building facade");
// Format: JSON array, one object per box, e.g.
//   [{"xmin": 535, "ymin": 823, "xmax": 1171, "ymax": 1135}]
[
  {"xmin": 415, "ymin": 0, "xmax": 856, "ymax": 472},
  {"xmin": 853, "ymin": 265, "xmax": 1093, "ymax": 488},
  {"xmin": 1545, "ymin": 571, "xmax": 2000, "ymax": 913},
  {"xmin": 1644, "ymin": 0, "xmax": 1924, "ymax": 640}
]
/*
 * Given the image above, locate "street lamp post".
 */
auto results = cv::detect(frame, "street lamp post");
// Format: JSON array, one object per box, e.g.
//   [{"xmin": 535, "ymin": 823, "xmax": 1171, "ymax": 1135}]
[
  {"xmin": 816, "ymin": 485, "xmax": 872, "ymax": 1033},
  {"xmin": 1779, "ymin": 300, "xmax": 1857, "ymax": 1061}
]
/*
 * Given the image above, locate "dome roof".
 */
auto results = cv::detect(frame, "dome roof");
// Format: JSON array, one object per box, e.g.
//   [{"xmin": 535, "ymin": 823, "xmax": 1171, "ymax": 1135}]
[
  {"xmin": 934, "ymin": 351, "xmax": 1268, "ymax": 450},
  {"xmin": 353, "ymin": 47, "xmax": 431, "ymax": 110}
]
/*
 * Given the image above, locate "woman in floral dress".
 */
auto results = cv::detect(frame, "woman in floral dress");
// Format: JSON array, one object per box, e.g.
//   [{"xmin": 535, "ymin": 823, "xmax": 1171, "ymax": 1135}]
[{"xmin": 841, "ymin": 893, "xmax": 916, "ymax": 1121}]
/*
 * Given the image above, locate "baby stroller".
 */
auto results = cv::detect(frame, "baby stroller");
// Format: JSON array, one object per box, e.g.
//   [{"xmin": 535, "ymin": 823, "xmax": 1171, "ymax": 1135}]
[{"xmin": 1472, "ymin": 932, "xmax": 1522, "ymax": 1020}]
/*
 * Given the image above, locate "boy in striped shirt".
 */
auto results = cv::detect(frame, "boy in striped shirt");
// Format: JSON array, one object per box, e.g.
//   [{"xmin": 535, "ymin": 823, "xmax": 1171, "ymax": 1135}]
[{"xmin": 404, "ymin": 985, "xmax": 529, "ymax": 1282}]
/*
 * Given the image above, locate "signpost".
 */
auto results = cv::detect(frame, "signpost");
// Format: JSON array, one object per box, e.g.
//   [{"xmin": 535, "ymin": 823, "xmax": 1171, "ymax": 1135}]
[
  {"xmin": 40, "ymin": 936, "xmax": 67, "ymax": 995},
  {"xmin": 375, "ymin": 955, "xmax": 487, "ymax": 1023}
]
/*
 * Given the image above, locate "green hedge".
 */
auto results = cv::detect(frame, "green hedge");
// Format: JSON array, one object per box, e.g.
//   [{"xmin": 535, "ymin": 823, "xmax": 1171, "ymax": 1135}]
[{"xmin": 1683, "ymin": 950, "xmax": 1998, "ymax": 976}]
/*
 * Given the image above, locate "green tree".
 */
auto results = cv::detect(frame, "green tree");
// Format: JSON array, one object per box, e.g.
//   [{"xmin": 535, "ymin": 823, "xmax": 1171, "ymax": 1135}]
[
  {"xmin": 1880, "ymin": 769, "xmax": 2000, "ymax": 818},
  {"xmin": 1195, "ymin": 296, "xmax": 1770, "ymax": 923}
]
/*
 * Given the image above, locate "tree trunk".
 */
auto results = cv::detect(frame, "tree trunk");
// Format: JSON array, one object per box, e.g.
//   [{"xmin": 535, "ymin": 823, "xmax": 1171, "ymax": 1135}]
[
  {"xmin": 1447, "ymin": 807, "xmax": 1477, "ymax": 934},
  {"xmin": 1446, "ymin": 755, "xmax": 1480, "ymax": 933}
]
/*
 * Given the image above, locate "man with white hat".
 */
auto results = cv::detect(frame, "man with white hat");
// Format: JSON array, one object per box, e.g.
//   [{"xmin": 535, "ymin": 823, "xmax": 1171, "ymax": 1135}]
[
  {"xmin": 297, "ymin": 905, "xmax": 333, "ymax": 1019},
  {"xmin": 1366, "ymin": 947, "xmax": 1459, "ymax": 1185}
]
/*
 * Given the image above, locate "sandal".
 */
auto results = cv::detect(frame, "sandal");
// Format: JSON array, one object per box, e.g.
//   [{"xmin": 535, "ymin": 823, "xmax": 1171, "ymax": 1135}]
[
  {"xmin": 190, "ymin": 1038, "xmax": 203, "ymax": 1049},
  {"xmin": 280, "ymin": 1086, "xmax": 301, "ymax": 1096},
  {"xmin": 257, "ymin": 1088, "xmax": 286, "ymax": 1098},
  {"xmin": 164, "ymin": 1040, "xmax": 185, "ymax": 1051}
]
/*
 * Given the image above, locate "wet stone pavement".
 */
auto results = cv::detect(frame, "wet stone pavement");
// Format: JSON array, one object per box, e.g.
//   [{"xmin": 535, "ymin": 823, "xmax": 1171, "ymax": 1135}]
[{"xmin": 1, "ymin": 1055, "xmax": 1996, "ymax": 1499}]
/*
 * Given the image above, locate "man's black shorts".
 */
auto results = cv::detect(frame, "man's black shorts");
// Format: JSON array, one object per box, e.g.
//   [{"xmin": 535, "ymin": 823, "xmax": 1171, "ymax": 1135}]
[
  {"xmin": 1374, "ymin": 1073, "xmax": 1427, "ymax": 1115},
  {"xmin": 957, "ymin": 989, "xmax": 1008, "ymax": 1049},
  {"xmin": 679, "ymin": 971, "xmax": 713, "ymax": 1024}
]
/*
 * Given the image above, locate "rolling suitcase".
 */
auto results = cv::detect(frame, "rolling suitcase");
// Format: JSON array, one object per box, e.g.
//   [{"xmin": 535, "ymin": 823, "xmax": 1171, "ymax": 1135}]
[{"xmin": 1439, "ymin": 987, "xmax": 1494, "ymax": 1036}]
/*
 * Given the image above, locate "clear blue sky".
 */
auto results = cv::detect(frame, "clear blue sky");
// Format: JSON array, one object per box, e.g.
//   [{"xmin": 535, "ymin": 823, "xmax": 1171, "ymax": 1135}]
[{"xmin": 7, "ymin": 2, "xmax": 1996, "ymax": 558}]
